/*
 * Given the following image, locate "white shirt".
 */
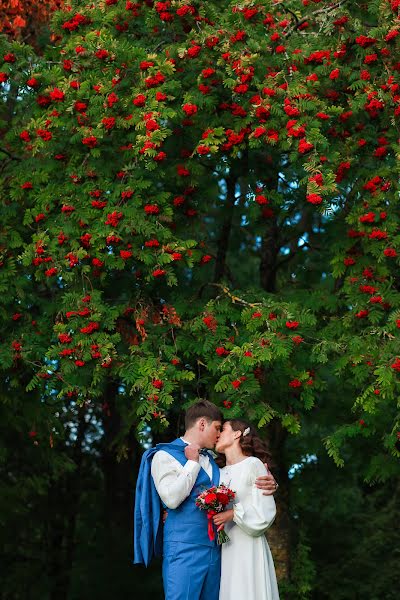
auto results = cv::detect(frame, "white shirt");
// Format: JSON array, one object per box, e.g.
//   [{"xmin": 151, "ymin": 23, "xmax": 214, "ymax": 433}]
[{"xmin": 151, "ymin": 438, "xmax": 213, "ymax": 509}]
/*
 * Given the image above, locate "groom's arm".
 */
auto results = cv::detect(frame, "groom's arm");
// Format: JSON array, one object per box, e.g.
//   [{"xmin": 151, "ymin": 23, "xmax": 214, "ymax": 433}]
[
  {"xmin": 255, "ymin": 464, "xmax": 278, "ymax": 496},
  {"xmin": 151, "ymin": 450, "xmax": 201, "ymax": 509}
]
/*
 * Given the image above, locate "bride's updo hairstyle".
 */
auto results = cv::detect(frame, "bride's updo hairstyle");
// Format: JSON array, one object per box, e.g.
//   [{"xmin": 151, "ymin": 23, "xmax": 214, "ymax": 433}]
[{"xmin": 229, "ymin": 420, "xmax": 273, "ymax": 465}]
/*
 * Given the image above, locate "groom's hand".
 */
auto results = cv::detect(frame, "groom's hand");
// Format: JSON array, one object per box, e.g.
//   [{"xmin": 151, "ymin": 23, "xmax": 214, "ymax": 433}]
[
  {"xmin": 255, "ymin": 464, "xmax": 279, "ymax": 496},
  {"xmin": 184, "ymin": 443, "xmax": 200, "ymax": 462}
]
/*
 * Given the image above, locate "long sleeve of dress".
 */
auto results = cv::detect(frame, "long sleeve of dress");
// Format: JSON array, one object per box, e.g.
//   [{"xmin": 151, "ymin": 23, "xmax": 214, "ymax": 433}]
[
  {"xmin": 233, "ymin": 457, "xmax": 276, "ymax": 537},
  {"xmin": 151, "ymin": 450, "xmax": 201, "ymax": 510}
]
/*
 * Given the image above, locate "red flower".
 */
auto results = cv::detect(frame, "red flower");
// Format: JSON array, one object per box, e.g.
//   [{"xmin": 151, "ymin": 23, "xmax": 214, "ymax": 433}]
[
  {"xmin": 3, "ymin": 53, "xmax": 16, "ymax": 63},
  {"xmin": 217, "ymin": 492, "xmax": 230, "ymax": 505},
  {"xmin": 355, "ymin": 309, "xmax": 369, "ymax": 318},
  {"xmin": 20, "ymin": 130, "xmax": 30, "ymax": 142},
  {"xmin": 140, "ymin": 61, "xmax": 155, "ymax": 70},
  {"xmin": 364, "ymin": 54, "xmax": 378, "ymax": 64},
  {"xmin": 75, "ymin": 360, "xmax": 85, "ymax": 367},
  {"xmin": 216, "ymin": 347, "xmax": 229, "ymax": 356},
  {"xmin": 145, "ymin": 239, "xmax": 160, "ymax": 248},
  {"xmin": 231, "ymin": 379, "xmax": 242, "ymax": 389},
  {"xmin": 289, "ymin": 378, "xmax": 302, "ymax": 388},
  {"xmin": 187, "ymin": 45, "xmax": 202, "ymax": 58},
  {"xmin": 344, "ymin": 257, "xmax": 356, "ymax": 266},
  {"xmin": 255, "ymin": 194, "xmax": 268, "ymax": 205},
  {"xmin": 120, "ymin": 250, "xmax": 132, "ymax": 260},
  {"xmin": 133, "ymin": 94, "xmax": 146, "ymax": 107},
  {"xmin": 359, "ymin": 212, "xmax": 375, "ymax": 224},
  {"xmin": 177, "ymin": 5, "xmax": 195, "ymax": 16},
  {"xmin": 200, "ymin": 255, "xmax": 212, "ymax": 264},
  {"xmin": 252, "ymin": 312, "xmax": 262, "ymax": 318},
  {"xmin": 182, "ymin": 103, "xmax": 198, "ymax": 116},
  {"xmin": 177, "ymin": 165, "xmax": 190, "ymax": 177},
  {"xmin": 50, "ymin": 88, "xmax": 65, "ymax": 102},
  {"xmin": 152, "ymin": 268, "xmax": 166, "ymax": 277},
  {"xmin": 307, "ymin": 193, "xmax": 323, "ymax": 205},
  {"xmin": 92, "ymin": 258, "xmax": 104, "ymax": 268},
  {"xmin": 385, "ymin": 29, "xmax": 400, "ymax": 42},
  {"xmin": 37, "ymin": 129, "xmax": 52, "ymax": 141},
  {"xmin": 102, "ymin": 117, "xmax": 116, "ymax": 130},
  {"xmin": 80, "ymin": 322, "xmax": 99, "ymax": 334},
  {"xmin": 266, "ymin": 129, "xmax": 278, "ymax": 142},
  {"xmin": 203, "ymin": 315, "xmax": 217, "ymax": 331},
  {"xmin": 356, "ymin": 36, "xmax": 377, "ymax": 47},
  {"xmin": 197, "ymin": 145, "xmax": 210, "ymax": 155},
  {"xmin": 384, "ymin": 248, "xmax": 397, "ymax": 257},
  {"xmin": 292, "ymin": 336, "xmax": 304, "ymax": 345},
  {"xmin": 105, "ymin": 211, "xmax": 123, "ymax": 226},
  {"xmin": 45, "ymin": 268, "xmax": 58, "ymax": 277},
  {"xmin": 144, "ymin": 204, "xmax": 159, "ymax": 215},
  {"xmin": 204, "ymin": 493, "xmax": 217, "ymax": 504},
  {"xmin": 152, "ymin": 379, "xmax": 163, "ymax": 389},
  {"xmin": 82, "ymin": 136, "xmax": 98, "ymax": 148},
  {"xmin": 286, "ymin": 321, "xmax": 299, "ymax": 329},
  {"xmin": 391, "ymin": 358, "xmax": 400, "ymax": 372},
  {"xmin": 298, "ymin": 139, "xmax": 314, "ymax": 154},
  {"xmin": 95, "ymin": 49, "xmax": 110, "ymax": 60},
  {"xmin": 145, "ymin": 72, "xmax": 165, "ymax": 88},
  {"xmin": 58, "ymin": 333, "xmax": 72, "ymax": 344},
  {"xmin": 368, "ymin": 229, "xmax": 387, "ymax": 240}
]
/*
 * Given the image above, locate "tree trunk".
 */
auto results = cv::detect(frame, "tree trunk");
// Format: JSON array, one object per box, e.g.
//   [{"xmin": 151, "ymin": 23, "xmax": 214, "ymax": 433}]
[
  {"xmin": 265, "ymin": 420, "xmax": 291, "ymax": 582},
  {"xmin": 213, "ymin": 175, "xmax": 236, "ymax": 283},
  {"xmin": 258, "ymin": 172, "xmax": 291, "ymax": 581},
  {"xmin": 259, "ymin": 217, "xmax": 280, "ymax": 293},
  {"xmin": 47, "ymin": 406, "xmax": 88, "ymax": 600}
]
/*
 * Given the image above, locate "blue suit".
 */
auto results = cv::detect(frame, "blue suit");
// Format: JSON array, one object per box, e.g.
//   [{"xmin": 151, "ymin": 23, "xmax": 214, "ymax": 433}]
[{"xmin": 134, "ymin": 438, "xmax": 221, "ymax": 600}]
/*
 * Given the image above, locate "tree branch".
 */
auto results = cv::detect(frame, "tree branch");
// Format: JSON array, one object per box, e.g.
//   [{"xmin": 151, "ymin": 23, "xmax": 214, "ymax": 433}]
[
  {"xmin": 0, "ymin": 146, "xmax": 21, "ymax": 161},
  {"xmin": 284, "ymin": 0, "xmax": 350, "ymax": 38}
]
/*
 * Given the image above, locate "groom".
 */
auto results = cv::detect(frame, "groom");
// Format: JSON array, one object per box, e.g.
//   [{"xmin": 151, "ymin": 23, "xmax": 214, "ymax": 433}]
[{"xmin": 134, "ymin": 399, "xmax": 277, "ymax": 600}]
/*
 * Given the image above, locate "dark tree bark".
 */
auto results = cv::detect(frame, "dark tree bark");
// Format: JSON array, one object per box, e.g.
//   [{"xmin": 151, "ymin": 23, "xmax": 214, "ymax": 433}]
[
  {"xmin": 213, "ymin": 175, "xmax": 237, "ymax": 283},
  {"xmin": 47, "ymin": 406, "xmax": 88, "ymax": 600},
  {"xmin": 258, "ymin": 167, "xmax": 292, "ymax": 582},
  {"xmin": 265, "ymin": 420, "xmax": 291, "ymax": 582}
]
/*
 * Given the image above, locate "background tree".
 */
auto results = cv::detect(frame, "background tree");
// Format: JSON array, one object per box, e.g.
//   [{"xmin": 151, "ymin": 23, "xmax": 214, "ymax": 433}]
[{"xmin": 1, "ymin": 0, "xmax": 399, "ymax": 598}]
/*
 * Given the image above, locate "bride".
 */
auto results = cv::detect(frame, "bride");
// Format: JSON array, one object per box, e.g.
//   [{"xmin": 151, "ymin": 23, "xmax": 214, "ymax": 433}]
[{"xmin": 213, "ymin": 420, "xmax": 280, "ymax": 600}]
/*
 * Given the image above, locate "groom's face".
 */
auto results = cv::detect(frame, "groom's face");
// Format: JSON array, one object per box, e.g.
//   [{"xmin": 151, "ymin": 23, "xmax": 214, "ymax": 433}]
[{"xmin": 200, "ymin": 419, "xmax": 222, "ymax": 449}]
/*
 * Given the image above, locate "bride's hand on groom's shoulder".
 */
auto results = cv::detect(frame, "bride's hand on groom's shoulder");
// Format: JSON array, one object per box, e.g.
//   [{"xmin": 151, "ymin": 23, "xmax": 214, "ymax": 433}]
[
  {"xmin": 213, "ymin": 509, "xmax": 234, "ymax": 526},
  {"xmin": 255, "ymin": 464, "xmax": 279, "ymax": 496}
]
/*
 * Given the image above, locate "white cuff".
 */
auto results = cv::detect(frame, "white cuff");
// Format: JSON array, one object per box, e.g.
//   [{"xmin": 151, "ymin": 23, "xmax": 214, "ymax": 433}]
[{"xmin": 183, "ymin": 460, "xmax": 201, "ymax": 477}]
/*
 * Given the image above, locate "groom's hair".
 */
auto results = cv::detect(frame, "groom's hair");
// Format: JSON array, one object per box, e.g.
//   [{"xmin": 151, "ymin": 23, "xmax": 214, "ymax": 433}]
[{"xmin": 185, "ymin": 400, "xmax": 223, "ymax": 429}]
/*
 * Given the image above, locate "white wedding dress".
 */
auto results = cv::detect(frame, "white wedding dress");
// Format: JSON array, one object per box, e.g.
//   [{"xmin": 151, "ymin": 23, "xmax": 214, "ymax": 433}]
[{"xmin": 218, "ymin": 456, "xmax": 280, "ymax": 600}]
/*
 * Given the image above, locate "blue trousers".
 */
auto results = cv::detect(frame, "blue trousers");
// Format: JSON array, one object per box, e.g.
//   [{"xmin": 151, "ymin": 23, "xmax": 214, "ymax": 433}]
[{"xmin": 162, "ymin": 541, "xmax": 221, "ymax": 600}]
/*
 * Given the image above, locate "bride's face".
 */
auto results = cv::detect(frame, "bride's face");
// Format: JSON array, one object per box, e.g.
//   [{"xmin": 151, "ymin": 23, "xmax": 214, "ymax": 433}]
[{"xmin": 215, "ymin": 421, "xmax": 239, "ymax": 453}]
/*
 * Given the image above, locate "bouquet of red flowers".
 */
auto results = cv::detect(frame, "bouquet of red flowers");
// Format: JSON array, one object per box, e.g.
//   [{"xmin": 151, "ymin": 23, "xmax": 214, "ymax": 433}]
[{"xmin": 195, "ymin": 484, "xmax": 236, "ymax": 544}]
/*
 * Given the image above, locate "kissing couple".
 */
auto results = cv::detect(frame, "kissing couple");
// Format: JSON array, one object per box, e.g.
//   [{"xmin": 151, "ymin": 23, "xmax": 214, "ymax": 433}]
[{"xmin": 134, "ymin": 399, "xmax": 280, "ymax": 600}]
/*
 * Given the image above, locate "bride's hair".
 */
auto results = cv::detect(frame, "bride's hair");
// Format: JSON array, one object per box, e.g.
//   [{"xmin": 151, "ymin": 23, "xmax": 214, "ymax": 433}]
[{"xmin": 215, "ymin": 420, "xmax": 273, "ymax": 467}]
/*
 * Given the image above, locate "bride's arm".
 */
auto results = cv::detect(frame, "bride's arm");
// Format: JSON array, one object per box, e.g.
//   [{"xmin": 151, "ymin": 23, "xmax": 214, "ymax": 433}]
[{"xmin": 233, "ymin": 458, "xmax": 277, "ymax": 537}]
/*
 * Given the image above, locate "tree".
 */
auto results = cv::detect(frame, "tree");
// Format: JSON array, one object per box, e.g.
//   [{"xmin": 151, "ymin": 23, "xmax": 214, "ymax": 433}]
[
  {"xmin": 0, "ymin": 0, "xmax": 64, "ymax": 50},
  {"xmin": 1, "ymin": 0, "xmax": 400, "ymax": 595}
]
